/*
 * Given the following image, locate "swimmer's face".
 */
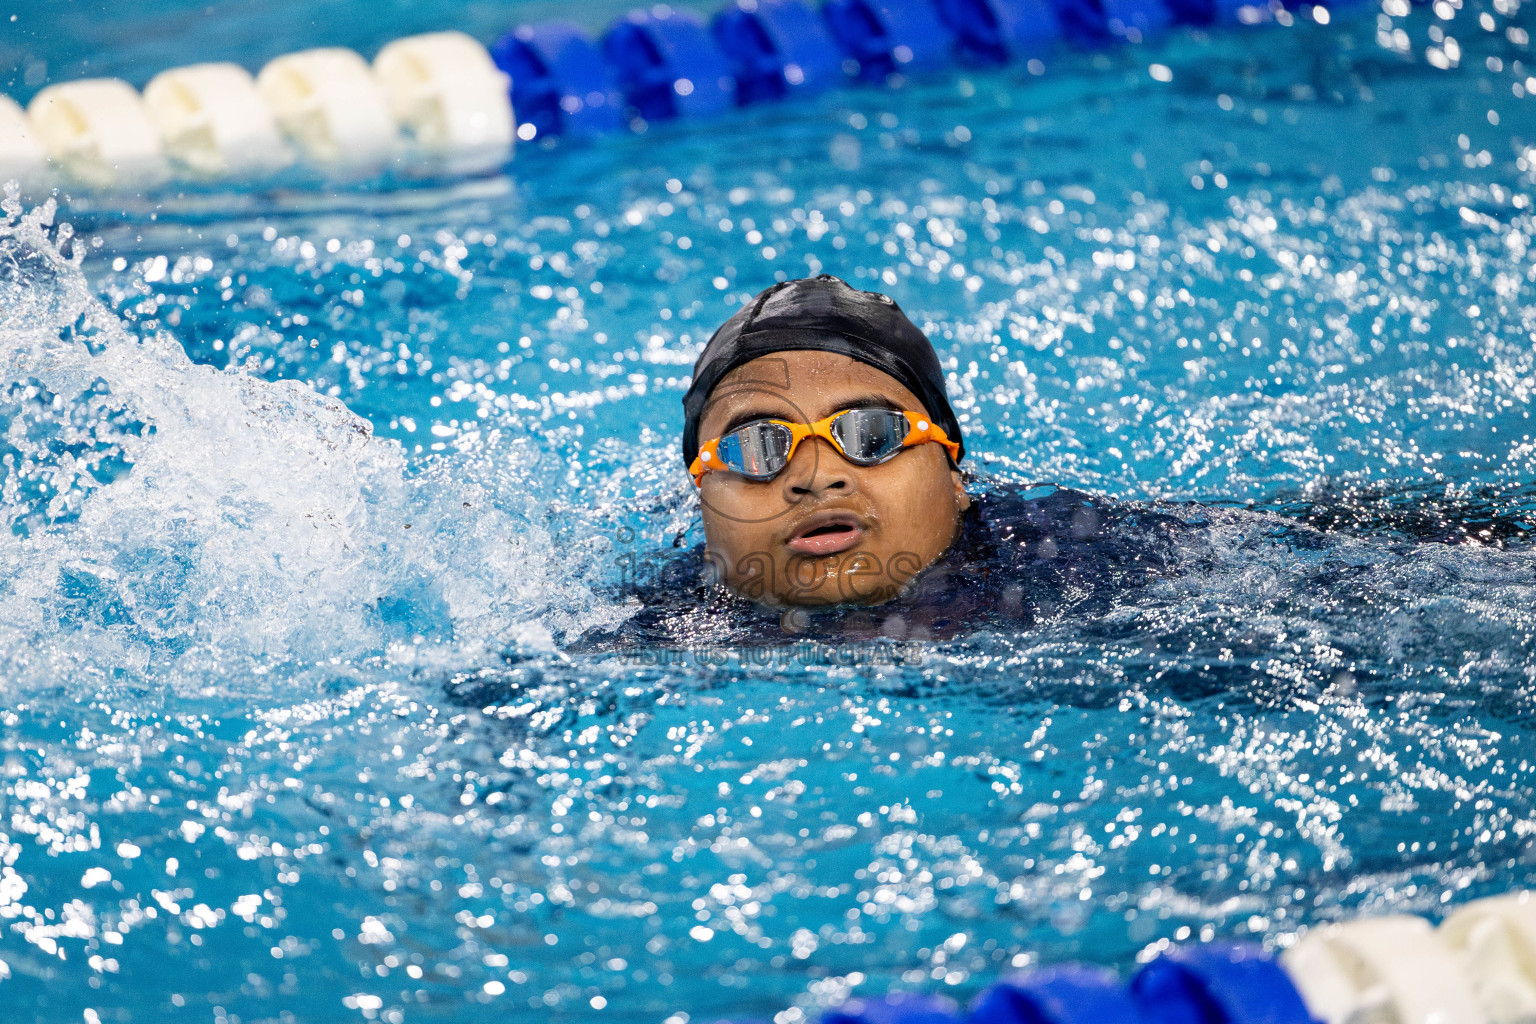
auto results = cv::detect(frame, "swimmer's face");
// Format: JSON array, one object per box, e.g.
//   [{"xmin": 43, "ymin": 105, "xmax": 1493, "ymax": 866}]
[{"xmin": 695, "ymin": 350, "xmax": 969, "ymax": 607}]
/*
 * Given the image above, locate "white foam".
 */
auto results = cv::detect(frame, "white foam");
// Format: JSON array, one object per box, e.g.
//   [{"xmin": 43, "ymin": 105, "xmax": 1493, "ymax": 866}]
[{"xmin": 0, "ymin": 189, "xmax": 625, "ymax": 693}]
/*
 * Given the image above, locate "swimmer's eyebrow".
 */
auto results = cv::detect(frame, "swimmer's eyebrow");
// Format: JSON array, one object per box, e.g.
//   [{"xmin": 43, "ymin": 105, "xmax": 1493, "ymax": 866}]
[
  {"xmin": 716, "ymin": 406, "xmax": 793, "ymax": 435},
  {"xmin": 828, "ymin": 393, "xmax": 905, "ymax": 416},
  {"xmin": 714, "ymin": 393, "xmax": 905, "ymax": 435}
]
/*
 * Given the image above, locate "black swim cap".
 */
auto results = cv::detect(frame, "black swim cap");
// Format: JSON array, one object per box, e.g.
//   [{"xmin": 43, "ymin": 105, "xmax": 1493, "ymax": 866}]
[{"xmin": 681, "ymin": 275, "xmax": 964, "ymax": 466}]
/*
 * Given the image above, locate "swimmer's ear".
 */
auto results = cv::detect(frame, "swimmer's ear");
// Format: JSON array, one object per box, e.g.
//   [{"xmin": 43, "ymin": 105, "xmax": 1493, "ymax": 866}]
[{"xmin": 951, "ymin": 468, "xmax": 971, "ymax": 512}]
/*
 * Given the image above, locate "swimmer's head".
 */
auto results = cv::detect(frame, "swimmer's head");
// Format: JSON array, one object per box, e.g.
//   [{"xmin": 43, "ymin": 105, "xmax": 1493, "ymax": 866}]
[{"xmin": 681, "ymin": 275, "xmax": 969, "ymax": 607}]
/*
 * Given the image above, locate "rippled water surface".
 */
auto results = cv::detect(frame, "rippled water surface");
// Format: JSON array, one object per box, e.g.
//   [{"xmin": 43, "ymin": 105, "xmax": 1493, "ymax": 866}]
[{"xmin": 2, "ymin": 0, "xmax": 1536, "ymax": 1021}]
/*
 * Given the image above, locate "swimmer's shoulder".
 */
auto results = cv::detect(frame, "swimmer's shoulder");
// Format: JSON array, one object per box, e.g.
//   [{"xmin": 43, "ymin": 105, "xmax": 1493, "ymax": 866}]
[{"xmin": 960, "ymin": 481, "xmax": 1203, "ymax": 570}]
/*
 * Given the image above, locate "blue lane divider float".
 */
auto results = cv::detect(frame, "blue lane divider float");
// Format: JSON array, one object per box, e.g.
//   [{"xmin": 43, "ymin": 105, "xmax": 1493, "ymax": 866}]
[
  {"xmin": 713, "ymin": 0, "xmax": 847, "ymax": 103},
  {"xmin": 731, "ymin": 936, "xmax": 1385, "ymax": 1024},
  {"xmin": 1050, "ymin": 0, "xmax": 1174, "ymax": 46},
  {"xmin": 823, "ymin": 993, "xmax": 963, "ymax": 1024},
  {"xmin": 490, "ymin": 22, "xmax": 623, "ymax": 139},
  {"xmin": 1131, "ymin": 943, "xmax": 1320, "ymax": 1024},
  {"xmin": 933, "ymin": 0, "xmax": 1062, "ymax": 63},
  {"xmin": 823, "ymin": 0, "xmax": 958, "ymax": 79},
  {"xmin": 1155, "ymin": 0, "xmax": 1278, "ymax": 27},
  {"xmin": 601, "ymin": 7, "xmax": 738, "ymax": 123},
  {"xmin": 969, "ymin": 964, "xmax": 1145, "ymax": 1024}
]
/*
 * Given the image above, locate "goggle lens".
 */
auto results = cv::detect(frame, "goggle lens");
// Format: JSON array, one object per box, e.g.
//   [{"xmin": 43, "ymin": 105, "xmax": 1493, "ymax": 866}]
[
  {"xmin": 701, "ymin": 408, "xmax": 928, "ymax": 483},
  {"xmin": 829, "ymin": 408, "xmax": 910, "ymax": 465},
  {"xmin": 716, "ymin": 421, "xmax": 794, "ymax": 480}
]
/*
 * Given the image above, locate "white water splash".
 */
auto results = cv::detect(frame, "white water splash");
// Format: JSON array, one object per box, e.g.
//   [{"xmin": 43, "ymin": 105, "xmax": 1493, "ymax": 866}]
[{"xmin": 0, "ymin": 189, "xmax": 625, "ymax": 692}]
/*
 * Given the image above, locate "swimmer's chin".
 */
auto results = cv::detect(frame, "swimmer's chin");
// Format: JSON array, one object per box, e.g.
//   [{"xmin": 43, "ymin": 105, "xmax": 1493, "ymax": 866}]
[{"xmin": 710, "ymin": 555, "xmax": 918, "ymax": 608}]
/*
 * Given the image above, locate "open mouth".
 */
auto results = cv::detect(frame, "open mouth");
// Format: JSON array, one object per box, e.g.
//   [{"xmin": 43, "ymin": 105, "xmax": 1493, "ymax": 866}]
[{"xmin": 786, "ymin": 514, "xmax": 865, "ymax": 556}]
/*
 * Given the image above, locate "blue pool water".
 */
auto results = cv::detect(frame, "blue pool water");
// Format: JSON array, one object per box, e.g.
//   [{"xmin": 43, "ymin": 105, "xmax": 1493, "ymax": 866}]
[{"xmin": 2, "ymin": 0, "xmax": 1536, "ymax": 1021}]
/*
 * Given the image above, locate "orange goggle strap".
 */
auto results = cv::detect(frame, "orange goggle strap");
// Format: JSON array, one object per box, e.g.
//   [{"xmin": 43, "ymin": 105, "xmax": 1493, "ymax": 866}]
[
  {"xmin": 899, "ymin": 411, "xmax": 963, "ymax": 465},
  {"xmin": 689, "ymin": 410, "xmax": 961, "ymax": 486}
]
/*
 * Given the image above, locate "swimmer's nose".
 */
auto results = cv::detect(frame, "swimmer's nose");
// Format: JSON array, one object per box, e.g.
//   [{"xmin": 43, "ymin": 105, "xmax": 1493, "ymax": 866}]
[{"xmin": 782, "ymin": 435, "xmax": 850, "ymax": 500}]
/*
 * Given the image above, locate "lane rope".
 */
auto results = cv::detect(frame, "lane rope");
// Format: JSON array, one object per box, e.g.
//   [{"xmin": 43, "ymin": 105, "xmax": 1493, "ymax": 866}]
[
  {"xmin": 0, "ymin": 0, "xmax": 1355, "ymax": 188},
  {"xmin": 776, "ymin": 892, "xmax": 1536, "ymax": 1024}
]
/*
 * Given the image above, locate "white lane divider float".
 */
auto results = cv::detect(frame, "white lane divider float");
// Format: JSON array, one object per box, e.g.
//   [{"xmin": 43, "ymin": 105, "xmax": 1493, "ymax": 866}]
[
  {"xmin": 373, "ymin": 31, "xmax": 514, "ymax": 174},
  {"xmin": 143, "ymin": 62, "xmax": 290, "ymax": 178},
  {"xmin": 3, "ymin": 30, "xmax": 519, "ymax": 189},
  {"xmin": 1282, "ymin": 914, "xmax": 1490, "ymax": 1024},
  {"xmin": 0, "ymin": 95, "xmax": 46, "ymax": 184},
  {"xmin": 1442, "ymin": 892, "xmax": 1536, "ymax": 1024},
  {"xmin": 26, "ymin": 78, "xmax": 167, "ymax": 187},
  {"xmin": 255, "ymin": 47, "xmax": 399, "ymax": 172}
]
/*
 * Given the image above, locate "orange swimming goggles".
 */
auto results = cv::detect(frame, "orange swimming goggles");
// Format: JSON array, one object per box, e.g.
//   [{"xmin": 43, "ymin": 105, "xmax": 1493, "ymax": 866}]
[{"xmin": 690, "ymin": 408, "xmax": 961, "ymax": 486}]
